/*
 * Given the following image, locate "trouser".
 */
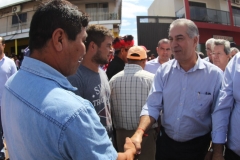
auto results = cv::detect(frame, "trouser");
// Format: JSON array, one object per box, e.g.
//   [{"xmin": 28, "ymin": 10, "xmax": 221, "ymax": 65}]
[
  {"xmin": 225, "ymin": 147, "xmax": 240, "ymax": 160},
  {"xmin": 0, "ymin": 108, "xmax": 4, "ymax": 150},
  {"xmin": 116, "ymin": 129, "xmax": 157, "ymax": 160},
  {"xmin": 156, "ymin": 128, "xmax": 210, "ymax": 160}
]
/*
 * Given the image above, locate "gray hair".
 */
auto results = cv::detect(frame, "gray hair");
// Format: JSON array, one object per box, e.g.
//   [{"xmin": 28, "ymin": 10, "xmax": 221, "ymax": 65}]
[
  {"xmin": 157, "ymin": 38, "xmax": 169, "ymax": 47},
  {"xmin": 169, "ymin": 18, "xmax": 199, "ymax": 38},
  {"xmin": 230, "ymin": 47, "xmax": 239, "ymax": 53},
  {"xmin": 213, "ymin": 39, "xmax": 231, "ymax": 55},
  {"xmin": 205, "ymin": 38, "xmax": 215, "ymax": 46}
]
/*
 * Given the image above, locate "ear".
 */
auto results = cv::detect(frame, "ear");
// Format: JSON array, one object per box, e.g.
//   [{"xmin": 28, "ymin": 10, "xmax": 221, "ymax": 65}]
[
  {"xmin": 88, "ymin": 41, "xmax": 96, "ymax": 52},
  {"xmin": 120, "ymin": 48, "xmax": 125, "ymax": 54},
  {"xmin": 52, "ymin": 28, "xmax": 66, "ymax": 52},
  {"xmin": 156, "ymin": 47, "xmax": 158, "ymax": 52},
  {"xmin": 193, "ymin": 36, "xmax": 199, "ymax": 47}
]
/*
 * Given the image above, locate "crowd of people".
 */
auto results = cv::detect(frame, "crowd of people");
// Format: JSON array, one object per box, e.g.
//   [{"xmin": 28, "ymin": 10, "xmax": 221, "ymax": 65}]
[{"xmin": 0, "ymin": 0, "xmax": 240, "ymax": 160}]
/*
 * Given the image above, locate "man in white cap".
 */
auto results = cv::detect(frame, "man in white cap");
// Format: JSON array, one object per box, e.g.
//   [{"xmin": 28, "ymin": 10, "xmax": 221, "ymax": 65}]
[{"xmin": 109, "ymin": 46, "xmax": 157, "ymax": 160}]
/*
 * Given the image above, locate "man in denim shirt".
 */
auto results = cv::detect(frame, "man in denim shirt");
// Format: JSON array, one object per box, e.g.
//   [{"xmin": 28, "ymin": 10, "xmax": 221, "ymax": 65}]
[{"xmin": 1, "ymin": 0, "xmax": 136, "ymax": 159}]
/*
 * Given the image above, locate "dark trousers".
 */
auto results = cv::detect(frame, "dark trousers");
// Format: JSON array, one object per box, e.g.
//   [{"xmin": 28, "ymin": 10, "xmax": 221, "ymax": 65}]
[
  {"xmin": 156, "ymin": 128, "xmax": 210, "ymax": 160},
  {"xmin": 225, "ymin": 147, "xmax": 240, "ymax": 160}
]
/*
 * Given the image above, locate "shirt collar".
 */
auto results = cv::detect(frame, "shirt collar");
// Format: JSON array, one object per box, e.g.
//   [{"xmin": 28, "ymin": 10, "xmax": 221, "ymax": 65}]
[
  {"xmin": 172, "ymin": 54, "xmax": 205, "ymax": 72},
  {"xmin": 124, "ymin": 64, "xmax": 143, "ymax": 71},
  {"xmin": 21, "ymin": 57, "xmax": 76, "ymax": 91}
]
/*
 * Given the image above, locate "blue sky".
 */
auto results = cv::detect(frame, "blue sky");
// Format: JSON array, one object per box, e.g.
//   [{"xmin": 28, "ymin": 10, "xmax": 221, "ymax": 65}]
[{"xmin": 120, "ymin": 0, "xmax": 154, "ymax": 45}]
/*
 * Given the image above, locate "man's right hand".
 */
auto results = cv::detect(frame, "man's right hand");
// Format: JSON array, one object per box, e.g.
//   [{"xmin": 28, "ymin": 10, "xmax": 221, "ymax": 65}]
[{"xmin": 130, "ymin": 130, "xmax": 144, "ymax": 155}]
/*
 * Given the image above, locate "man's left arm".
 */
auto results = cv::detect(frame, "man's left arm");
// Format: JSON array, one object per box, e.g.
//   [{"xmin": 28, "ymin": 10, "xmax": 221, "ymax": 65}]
[{"xmin": 211, "ymin": 61, "xmax": 236, "ymax": 159}]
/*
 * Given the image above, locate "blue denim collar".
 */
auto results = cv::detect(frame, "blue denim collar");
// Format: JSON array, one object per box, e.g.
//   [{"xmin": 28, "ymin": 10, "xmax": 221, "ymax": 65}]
[{"xmin": 21, "ymin": 57, "xmax": 77, "ymax": 91}]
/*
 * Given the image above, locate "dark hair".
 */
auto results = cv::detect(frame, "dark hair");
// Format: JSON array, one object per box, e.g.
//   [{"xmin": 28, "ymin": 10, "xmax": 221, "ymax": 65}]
[
  {"xmin": 85, "ymin": 24, "xmax": 113, "ymax": 51},
  {"xmin": 0, "ymin": 37, "xmax": 5, "ymax": 44},
  {"xmin": 29, "ymin": 0, "xmax": 89, "ymax": 53},
  {"xmin": 114, "ymin": 49, "xmax": 121, "ymax": 56}
]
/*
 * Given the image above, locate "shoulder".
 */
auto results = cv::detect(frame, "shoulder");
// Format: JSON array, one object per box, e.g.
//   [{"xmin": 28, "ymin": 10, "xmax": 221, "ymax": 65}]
[
  {"xmin": 146, "ymin": 58, "xmax": 158, "ymax": 65},
  {"xmin": 200, "ymin": 59, "xmax": 223, "ymax": 74},
  {"xmin": 109, "ymin": 70, "xmax": 124, "ymax": 83},
  {"xmin": 45, "ymin": 87, "xmax": 95, "ymax": 123},
  {"xmin": 67, "ymin": 66, "xmax": 87, "ymax": 84},
  {"xmin": 4, "ymin": 56, "xmax": 15, "ymax": 65},
  {"xmin": 138, "ymin": 70, "xmax": 155, "ymax": 79}
]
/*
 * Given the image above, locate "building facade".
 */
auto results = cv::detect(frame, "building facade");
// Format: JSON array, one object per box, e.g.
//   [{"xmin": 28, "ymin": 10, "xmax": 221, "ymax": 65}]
[
  {"xmin": 140, "ymin": 0, "xmax": 240, "ymax": 53},
  {"xmin": 0, "ymin": 0, "xmax": 122, "ymax": 57}
]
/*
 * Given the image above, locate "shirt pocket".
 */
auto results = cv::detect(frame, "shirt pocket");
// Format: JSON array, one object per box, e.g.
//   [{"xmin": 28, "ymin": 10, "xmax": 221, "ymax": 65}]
[{"xmin": 192, "ymin": 92, "xmax": 212, "ymax": 119}]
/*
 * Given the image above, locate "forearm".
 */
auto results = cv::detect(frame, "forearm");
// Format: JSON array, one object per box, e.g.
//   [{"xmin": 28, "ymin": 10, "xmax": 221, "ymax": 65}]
[
  {"xmin": 137, "ymin": 115, "xmax": 156, "ymax": 133},
  {"xmin": 212, "ymin": 143, "xmax": 224, "ymax": 156}
]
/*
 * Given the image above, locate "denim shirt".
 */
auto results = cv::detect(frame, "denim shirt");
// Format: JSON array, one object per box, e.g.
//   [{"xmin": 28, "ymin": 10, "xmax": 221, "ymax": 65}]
[{"xmin": 1, "ymin": 57, "xmax": 117, "ymax": 160}]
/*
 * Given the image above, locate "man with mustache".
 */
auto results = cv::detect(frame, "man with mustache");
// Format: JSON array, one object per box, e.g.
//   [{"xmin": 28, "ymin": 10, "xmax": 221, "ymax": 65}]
[{"xmin": 1, "ymin": 1, "xmax": 135, "ymax": 159}]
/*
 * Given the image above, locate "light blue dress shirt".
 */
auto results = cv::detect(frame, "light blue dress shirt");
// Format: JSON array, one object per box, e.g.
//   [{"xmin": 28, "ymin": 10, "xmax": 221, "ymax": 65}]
[
  {"xmin": 1, "ymin": 57, "xmax": 117, "ymax": 160},
  {"xmin": 212, "ymin": 53, "xmax": 240, "ymax": 156},
  {"xmin": 144, "ymin": 57, "xmax": 162, "ymax": 74},
  {"xmin": 141, "ymin": 57, "xmax": 223, "ymax": 142}
]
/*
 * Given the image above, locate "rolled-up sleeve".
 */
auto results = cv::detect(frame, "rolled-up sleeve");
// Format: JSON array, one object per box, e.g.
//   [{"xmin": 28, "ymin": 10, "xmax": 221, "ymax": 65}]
[{"xmin": 212, "ymin": 58, "xmax": 235, "ymax": 144}]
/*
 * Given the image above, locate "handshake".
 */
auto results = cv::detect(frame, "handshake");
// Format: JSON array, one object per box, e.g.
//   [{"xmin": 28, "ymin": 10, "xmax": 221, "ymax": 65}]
[{"xmin": 118, "ymin": 129, "xmax": 145, "ymax": 160}]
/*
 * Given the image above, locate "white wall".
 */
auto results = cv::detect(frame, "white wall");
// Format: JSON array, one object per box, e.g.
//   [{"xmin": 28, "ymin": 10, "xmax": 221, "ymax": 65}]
[{"xmin": 148, "ymin": 0, "xmax": 175, "ymax": 17}]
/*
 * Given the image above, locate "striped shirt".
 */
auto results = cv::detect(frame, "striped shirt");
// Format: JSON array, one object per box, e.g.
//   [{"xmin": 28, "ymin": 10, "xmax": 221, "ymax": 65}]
[{"xmin": 109, "ymin": 64, "xmax": 156, "ymax": 130}]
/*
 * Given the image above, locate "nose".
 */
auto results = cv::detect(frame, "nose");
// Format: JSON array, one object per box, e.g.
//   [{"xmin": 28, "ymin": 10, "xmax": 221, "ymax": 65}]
[
  {"xmin": 170, "ymin": 39, "xmax": 179, "ymax": 50},
  {"xmin": 110, "ymin": 46, "xmax": 114, "ymax": 55}
]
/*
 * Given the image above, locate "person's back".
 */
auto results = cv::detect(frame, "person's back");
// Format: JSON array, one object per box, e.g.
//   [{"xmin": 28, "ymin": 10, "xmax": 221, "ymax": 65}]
[
  {"xmin": 2, "ymin": 57, "xmax": 114, "ymax": 159},
  {"xmin": 110, "ymin": 46, "xmax": 157, "ymax": 160},
  {"xmin": 2, "ymin": 1, "xmax": 136, "ymax": 159},
  {"xmin": 106, "ymin": 35, "xmax": 134, "ymax": 80}
]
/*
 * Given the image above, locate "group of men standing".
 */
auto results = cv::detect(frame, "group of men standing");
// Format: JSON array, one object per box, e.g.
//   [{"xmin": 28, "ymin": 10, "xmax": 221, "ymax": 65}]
[{"xmin": 0, "ymin": 0, "xmax": 240, "ymax": 160}]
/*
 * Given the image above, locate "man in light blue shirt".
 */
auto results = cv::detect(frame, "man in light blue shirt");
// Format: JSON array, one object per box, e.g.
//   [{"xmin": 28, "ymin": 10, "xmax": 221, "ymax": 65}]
[
  {"xmin": 144, "ymin": 38, "xmax": 171, "ymax": 74},
  {"xmin": 212, "ymin": 53, "xmax": 240, "ymax": 160},
  {"xmin": 131, "ymin": 19, "xmax": 223, "ymax": 160},
  {"xmin": 0, "ymin": 36, "xmax": 17, "ymax": 158},
  {"xmin": 1, "ymin": 1, "xmax": 135, "ymax": 159}
]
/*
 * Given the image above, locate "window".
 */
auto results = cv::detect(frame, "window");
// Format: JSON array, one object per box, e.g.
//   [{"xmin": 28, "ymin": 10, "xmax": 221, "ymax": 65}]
[
  {"xmin": 189, "ymin": 2, "xmax": 206, "ymax": 8},
  {"xmin": 232, "ymin": 6, "xmax": 240, "ymax": 15},
  {"xmin": 86, "ymin": 3, "xmax": 109, "ymax": 21},
  {"xmin": 12, "ymin": 13, "xmax": 27, "ymax": 25}
]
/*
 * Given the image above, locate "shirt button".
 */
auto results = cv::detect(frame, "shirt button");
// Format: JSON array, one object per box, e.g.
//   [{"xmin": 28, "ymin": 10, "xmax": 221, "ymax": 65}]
[
  {"xmin": 177, "ymin": 118, "xmax": 180, "ymax": 120},
  {"xmin": 183, "ymin": 88, "xmax": 185, "ymax": 90}
]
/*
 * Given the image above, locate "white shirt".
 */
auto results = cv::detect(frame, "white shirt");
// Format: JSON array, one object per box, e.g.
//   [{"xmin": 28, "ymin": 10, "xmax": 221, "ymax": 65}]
[{"xmin": 0, "ymin": 54, "xmax": 17, "ymax": 105}]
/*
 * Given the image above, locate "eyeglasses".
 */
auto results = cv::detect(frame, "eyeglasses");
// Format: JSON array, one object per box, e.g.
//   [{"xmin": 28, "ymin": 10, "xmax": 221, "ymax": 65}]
[{"xmin": 210, "ymin": 52, "xmax": 226, "ymax": 56}]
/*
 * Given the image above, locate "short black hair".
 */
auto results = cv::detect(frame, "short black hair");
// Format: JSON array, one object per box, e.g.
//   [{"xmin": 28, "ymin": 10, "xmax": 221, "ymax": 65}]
[
  {"xmin": 29, "ymin": 0, "xmax": 89, "ymax": 53},
  {"xmin": 85, "ymin": 24, "xmax": 113, "ymax": 51}
]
